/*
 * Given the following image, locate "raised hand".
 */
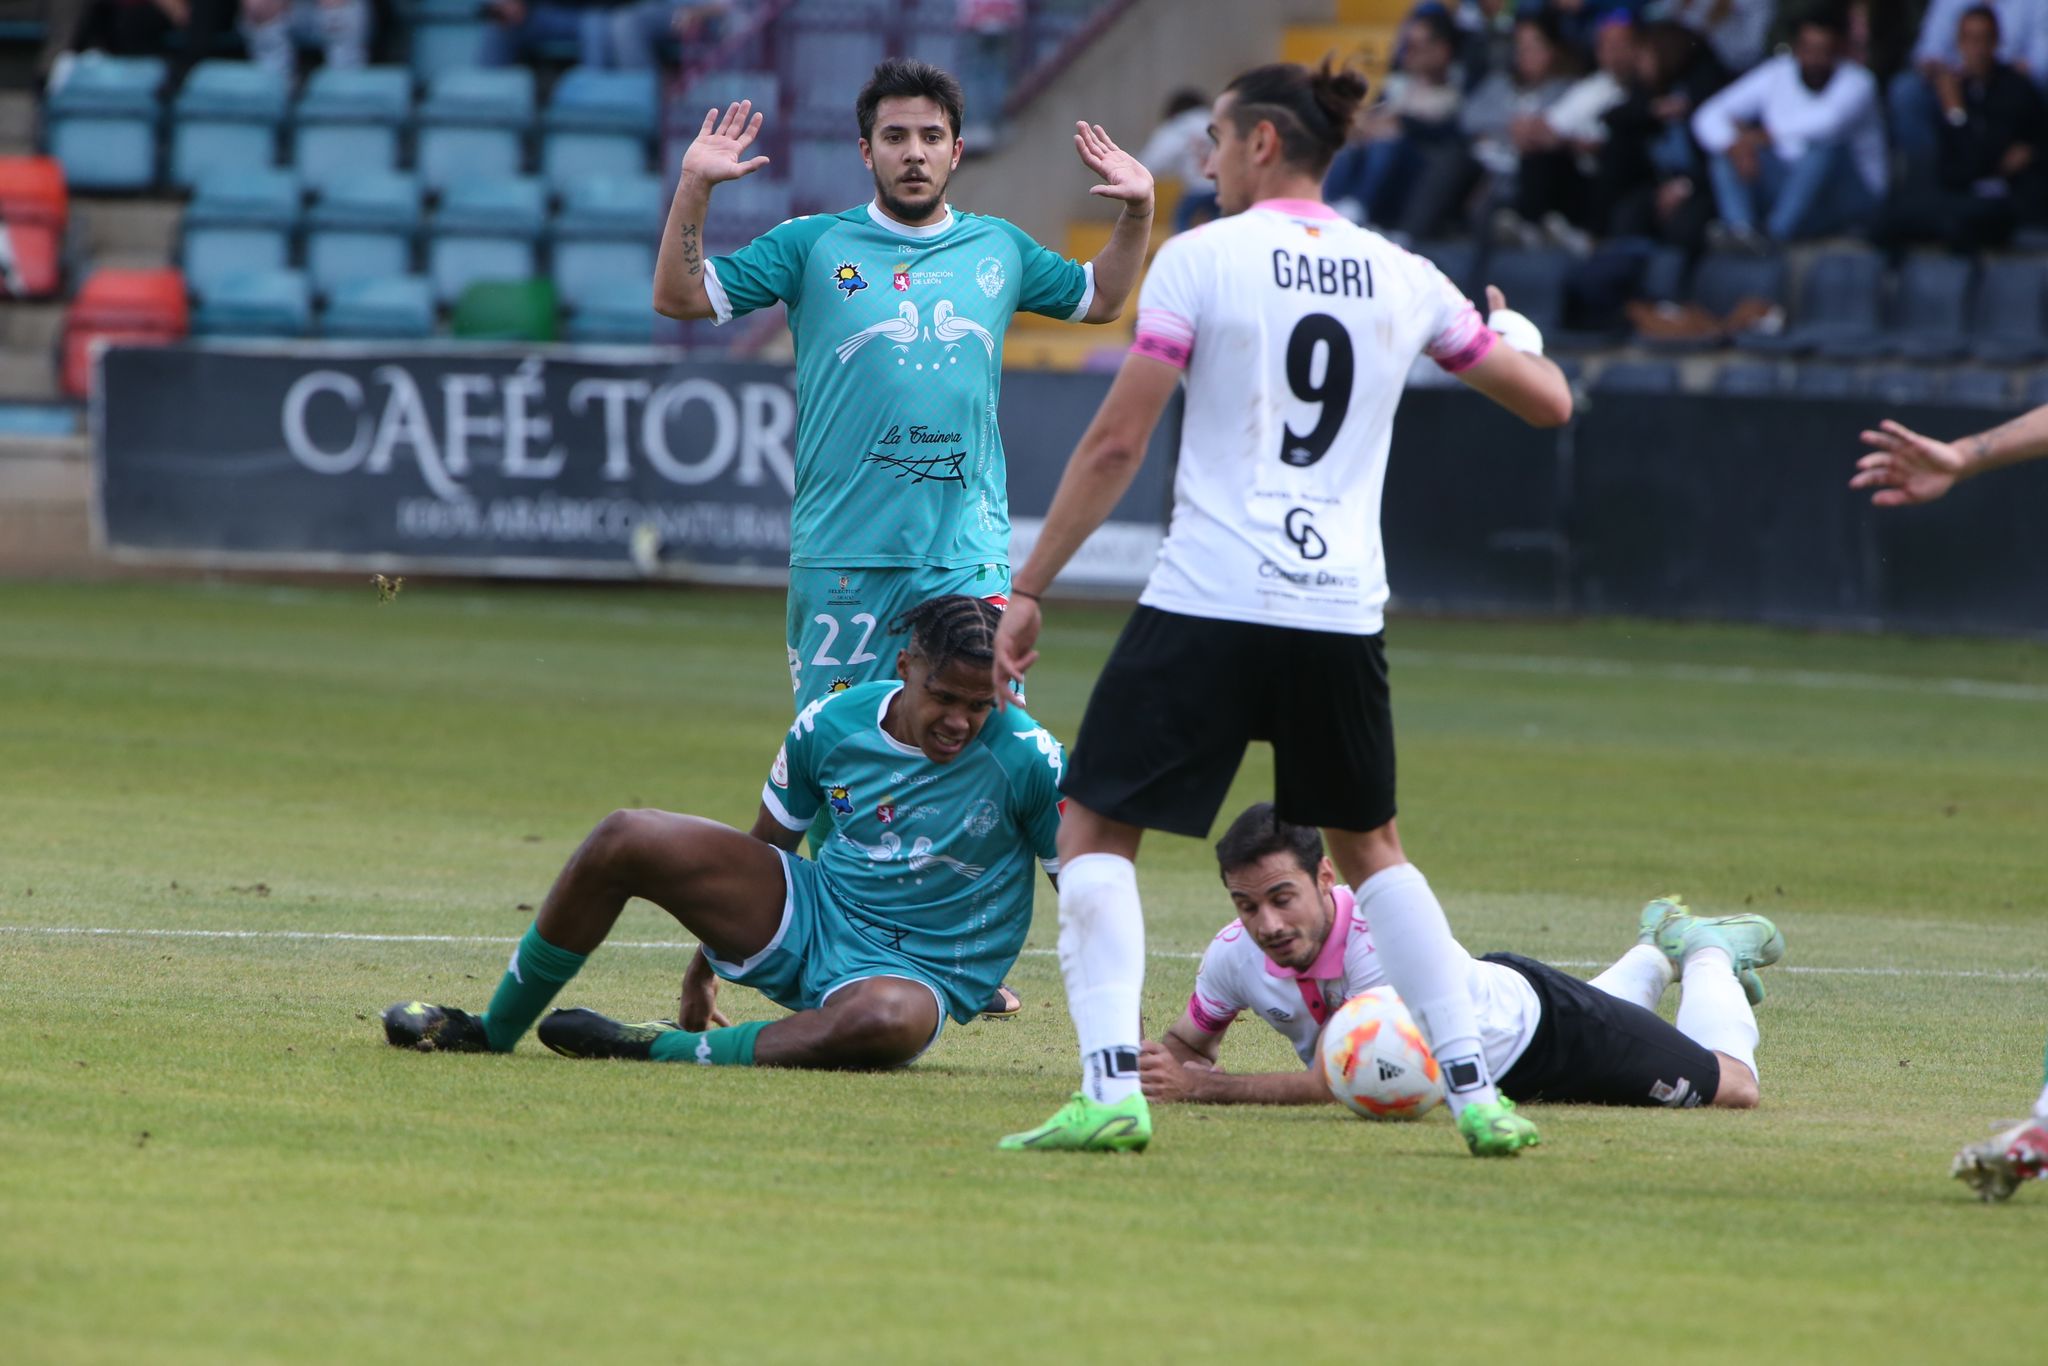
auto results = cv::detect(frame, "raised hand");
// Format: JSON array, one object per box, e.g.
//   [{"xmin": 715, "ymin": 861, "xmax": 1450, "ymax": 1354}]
[
  {"xmin": 1852, "ymin": 419, "xmax": 1967, "ymax": 506},
  {"xmin": 681, "ymin": 100, "xmax": 770, "ymax": 187},
  {"xmin": 1075, "ymin": 121, "xmax": 1155, "ymax": 216}
]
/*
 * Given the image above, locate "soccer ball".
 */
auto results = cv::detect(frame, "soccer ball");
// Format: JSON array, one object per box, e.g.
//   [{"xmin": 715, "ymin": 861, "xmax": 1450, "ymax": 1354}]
[{"xmin": 1319, "ymin": 987, "xmax": 1445, "ymax": 1120}]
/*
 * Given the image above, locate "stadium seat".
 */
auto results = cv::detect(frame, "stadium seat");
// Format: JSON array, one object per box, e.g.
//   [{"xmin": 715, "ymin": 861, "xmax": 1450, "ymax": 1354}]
[
  {"xmin": 2020, "ymin": 370, "xmax": 2048, "ymax": 406},
  {"xmin": 1591, "ymin": 360, "xmax": 1679, "ymax": 394},
  {"xmin": 44, "ymin": 54, "xmax": 165, "ymax": 191},
  {"xmin": 0, "ymin": 156, "xmax": 69, "ymax": 299},
  {"xmin": 542, "ymin": 68, "xmax": 657, "ymax": 191},
  {"xmin": 427, "ymin": 176, "xmax": 545, "ymax": 305},
  {"xmin": 790, "ymin": 136, "xmax": 877, "ymax": 211},
  {"xmin": 293, "ymin": 66, "xmax": 412, "ymax": 188},
  {"xmin": 1861, "ymin": 366, "xmax": 1940, "ymax": 404},
  {"xmin": 551, "ymin": 173, "xmax": 661, "ymax": 303},
  {"xmin": 180, "ymin": 169, "xmax": 300, "ymax": 301},
  {"xmin": 306, "ymin": 173, "xmax": 420, "ymax": 300},
  {"xmin": 1941, "ymin": 369, "xmax": 2011, "ymax": 407},
  {"xmin": 1643, "ymin": 252, "xmax": 1789, "ymax": 353},
  {"xmin": 563, "ymin": 274, "xmax": 654, "ymax": 343},
  {"xmin": 417, "ymin": 68, "xmax": 536, "ymax": 193},
  {"xmin": 408, "ymin": 0, "xmax": 493, "ymax": 80},
  {"xmin": 1969, "ymin": 258, "xmax": 2047, "ymax": 364},
  {"xmin": 682, "ymin": 70, "xmax": 781, "ymax": 118},
  {"xmin": 1482, "ymin": 249, "xmax": 1567, "ymax": 335},
  {"xmin": 788, "ymin": 29, "xmax": 887, "ymax": 121},
  {"xmin": 1741, "ymin": 250, "xmax": 1884, "ymax": 358},
  {"xmin": 1638, "ymin": 245, "xmax": 1689, "ymax": 305},
  {"xmin": 170, "ymin": 61, "xmax": 290, "ymax": 190},
  {"xmin": 1884, "ymin": 254, "xmax": 1972, "ymax": 361},
  {"xmin": 1712, "ymin": 361, "xmax": 1779, "ymax": 395},
  {"xmin": 1788, "ymin": 363, "xmax": 1858, "ymax": 398},
  {"xmin": 451, "ymin": 278, "xmax": 557, "ymax": 341},
  {"xmin": 60, "ymin": 267, "xmax": 189, "ymax": 397},
  {"xmin": 192, "ymin": 269, "xmax": 313, "ymax": 336},
  {"xmin": 322, "ymin": 275, "xmax": 435, "ymax": 339}
]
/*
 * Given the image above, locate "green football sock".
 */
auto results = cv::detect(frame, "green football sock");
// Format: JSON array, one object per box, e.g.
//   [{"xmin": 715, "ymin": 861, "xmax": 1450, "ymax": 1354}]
[
  {"xmin": 480, "ymin": 924, "xmax": 587, "ymax": 1053},
  {"xmin": 648, "ymin": 1020, "xmax": 770, "ymax": 1066}
]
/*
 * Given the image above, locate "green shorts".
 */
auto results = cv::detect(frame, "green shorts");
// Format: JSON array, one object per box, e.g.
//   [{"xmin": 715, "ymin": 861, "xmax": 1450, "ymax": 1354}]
[
  {"xmin": 785, "ymin": 564, "xmax": 1010, "ymax": 710},
  {"xmin": 702, "ymin": 850, "xmax": 972, "ymax": 1052}
]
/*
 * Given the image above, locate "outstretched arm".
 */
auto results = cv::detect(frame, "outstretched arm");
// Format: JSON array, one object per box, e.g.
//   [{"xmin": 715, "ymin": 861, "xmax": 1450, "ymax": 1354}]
[
  {"xmin": 654, "ymin": 100, "xmax": 771, "ymax": 320},
  {"xmin": 1072, "ymin": 121, "xmax": 1156, "ymax": 324},
  {"xmin": 1852, "ymin": 406, "xmax": 2048, "ymax": 506},
  {"xmin": 1140, "ymin": 1015, "xmax": 1332, "ymax": 1105}
]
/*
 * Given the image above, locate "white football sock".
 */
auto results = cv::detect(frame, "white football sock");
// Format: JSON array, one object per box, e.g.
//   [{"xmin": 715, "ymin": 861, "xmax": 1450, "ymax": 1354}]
[
  {"xmin": 1355, "ymin": 863, "xmax": 1496, "ymax": 1112},
  {"xmin": 2033, "ymin": 1081, "xmax": 2048, "ymax": 1123},
  {"xmin": 1675, "ymin": 946, "xmax": 1759, "ymax": 1079},
  {"xmin": 1056, "ymin": 852, "xmax": 1145, "ymax": 1105},
  {"xmin": 1589, "ymin": 944, "xmax": 1675, "ymax": 1012}
]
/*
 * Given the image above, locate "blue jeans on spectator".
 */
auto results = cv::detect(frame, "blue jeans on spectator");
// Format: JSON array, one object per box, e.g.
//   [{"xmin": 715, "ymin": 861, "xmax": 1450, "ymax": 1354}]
[
  {"xmin": 1887, "ymin": 70, "xmax": 1941, "ymax": 174},
  {"xmin": 1323, "ymin": 137, "xmax": 1420, "ymax": 226},
  {"xmin": 1173, "ymin": 186, "xmax": 1219, "ymax": 233},
  {"xmin": 1707, "ymin": 142, "xmax": 1878, "ymax": 240},
  {"xmin": 483, "ymin": 3, "xmax": 612, "ymax": 67}
]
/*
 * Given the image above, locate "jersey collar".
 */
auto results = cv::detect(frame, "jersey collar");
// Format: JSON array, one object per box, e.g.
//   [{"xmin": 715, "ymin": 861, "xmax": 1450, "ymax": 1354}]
[
  {"xmin": 866, "ymin": 200, "xmax": 956, "ymax": 239},
  {"xmin": 1252, "ymin": 197, "xmax": 1343, "ymax": 221},
  {"xmin": 874, "ymin": 682, "xmax": 924, "ymax": 756},
  {"xmin": 1262, "ymin": 885, "xmax": 1359, "ymax": 980}
]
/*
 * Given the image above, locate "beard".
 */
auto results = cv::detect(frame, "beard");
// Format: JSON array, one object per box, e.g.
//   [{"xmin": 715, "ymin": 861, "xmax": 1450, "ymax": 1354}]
[{"xmin": 873, "ymin": 167, "xmax": 949, "ymax": 223}]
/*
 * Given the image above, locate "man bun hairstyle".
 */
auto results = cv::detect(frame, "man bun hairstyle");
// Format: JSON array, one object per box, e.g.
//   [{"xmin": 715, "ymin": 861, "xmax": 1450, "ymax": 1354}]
[
  {"xmin": 1223, "ymin": 60, "xmax": 1370, "ymax": 177},
  {"xmin": 890, "ymin": 595, "xmax": 1001, "ymax": 674},
  {"xmin": 1214, "ymin": 802, "xmax": 1326, "ymax": 880},
  {"xmin": 857, "ymin": 57, "xmax": 966, "ymax": 141}
]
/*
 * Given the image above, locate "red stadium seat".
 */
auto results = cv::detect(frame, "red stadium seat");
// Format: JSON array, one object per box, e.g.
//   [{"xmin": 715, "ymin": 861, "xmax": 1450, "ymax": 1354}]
[
  {"xmin": 0, "ymin": 156, "xmax": 70, "ymax": 300},
  {"xmin": 61, "ymin": 268, "xmax": 191, "ymax": 398}
]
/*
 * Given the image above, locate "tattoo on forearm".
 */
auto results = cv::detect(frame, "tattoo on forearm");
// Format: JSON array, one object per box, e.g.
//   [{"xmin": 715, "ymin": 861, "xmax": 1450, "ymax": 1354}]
[{"xmin": 679, "ymin": 222, "xmax": 702, "ymax": 278}]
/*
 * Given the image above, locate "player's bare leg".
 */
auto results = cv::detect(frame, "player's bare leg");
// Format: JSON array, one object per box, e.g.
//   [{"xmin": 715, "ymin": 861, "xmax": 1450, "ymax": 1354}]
[
  {"xmin": 541, "ymin": 975, "xmax": 941, "ymax": 1069},
  {"xmin": 999, "ymin": 800, "xmax": 1152, "ymax": 1152},
  {"xmin": 1322, "ymin": 819, "xmax": 1538, "ymax": 1155}
]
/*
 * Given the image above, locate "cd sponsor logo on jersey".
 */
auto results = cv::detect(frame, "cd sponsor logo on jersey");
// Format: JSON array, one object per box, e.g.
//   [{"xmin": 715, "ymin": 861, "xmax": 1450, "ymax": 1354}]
[
  {"xmin": 975, "ymin": 256, "xmax": 1006, "ymax": 299},
  {"xmin": 832, "ymin": 263, "xmax": 869, "ymax": 298},
  {"xmin": 1284, "ymin": 507, "xmax": 1328, "ymax": 561}
]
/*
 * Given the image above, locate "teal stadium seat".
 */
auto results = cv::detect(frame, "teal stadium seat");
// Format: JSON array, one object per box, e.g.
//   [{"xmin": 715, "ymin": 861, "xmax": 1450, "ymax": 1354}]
[
  {"xmin": 322, "ymin": 275, "xmax": 434, "ymax": 338},
  {"xmin": 180, "ymin": 169, "xmax": 300, "ymax": 301},
  {"xmin": 550, "ymin": 173, "xmax": 660, "ymax": 305},
  {"xmin": 170, "ymin": 61, "xmax": 289, "ymax": 190},
  {"xmin": 417, "ymin": 67, "xmax": 534, "ymax": 193},
  {"xmin": 45, "ymin": 55, "xmax": 165, "ymax": 191},
  {"xmin": 428, "ymin": 175, "xmax": 545, "ymax": 305},
  {"xmin": 408, "ymin": 0, "xmax": 493, "ymax": 80},
  {"xmin": 542, "ymin": 67, "xmax": 657, "ymax": 190},
  {"xmin": 306, "ymin": 172, "xmax": 420, "ymax": 300},
  {"xmin": 564, "ymin": 275, "xmax": 654, "ymax": 343},
  {"xmin": 192, "ymin": 269, "xmax": 313, "ymax": 336},
  {"xmin": 293, "ymin": 66, "xmax": 412, "ymax": 187}
]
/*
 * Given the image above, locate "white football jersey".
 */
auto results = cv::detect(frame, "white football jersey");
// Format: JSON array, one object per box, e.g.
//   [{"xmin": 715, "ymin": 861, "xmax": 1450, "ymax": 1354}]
[
  {"xmin": 1130, "ymin": 199, "xmax": 1497, "ymax": 634},
  {"xmin": 1186, "ymin": 885, "xmax": 1541, "ymax": 1074}
]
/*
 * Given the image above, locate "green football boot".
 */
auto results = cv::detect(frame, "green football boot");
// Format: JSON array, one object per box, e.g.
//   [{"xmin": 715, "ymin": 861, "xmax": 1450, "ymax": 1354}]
[
  {"xmin": 1655, "ymin": 910, "xmax": 1785, "ymax": 1005},
  {"xmin": 1638, "ymin": 895, "xmax": 1691, "ymax": 946},
  {"xmin": 998, "ymin": 1092, "xmax": 1152, "ymax": 1153},
  {"xmin": 1456, "ymin": 1097, "xmax": 1541, "ymax": 1157}
]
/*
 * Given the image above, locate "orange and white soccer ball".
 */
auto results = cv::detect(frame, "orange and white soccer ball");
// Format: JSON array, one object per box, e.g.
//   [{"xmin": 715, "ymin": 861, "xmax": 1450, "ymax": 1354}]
[{"xmin": 1319, "ymin": 987, "xmax": 1445, "ymax": 1120}]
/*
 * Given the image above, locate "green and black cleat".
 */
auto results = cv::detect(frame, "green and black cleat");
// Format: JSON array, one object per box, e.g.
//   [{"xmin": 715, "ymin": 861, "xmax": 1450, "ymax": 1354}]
[
  {"xmin": 537, "ymin": 1007, "xmax": 669, "ymax": 1061},
  {"xmin": 381, "ymin": 1001, "xmax": 492, "ymax": 1053}
]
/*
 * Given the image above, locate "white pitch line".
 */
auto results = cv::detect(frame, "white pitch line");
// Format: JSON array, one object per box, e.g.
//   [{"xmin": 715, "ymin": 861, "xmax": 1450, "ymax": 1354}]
[
  {"xmin": 3, "ymin": 925, "xmax": 2041, "ymax": 981},
  {"xmin": 1396, "ymin": 649, "xmax": 2048, "ymax": 705}
]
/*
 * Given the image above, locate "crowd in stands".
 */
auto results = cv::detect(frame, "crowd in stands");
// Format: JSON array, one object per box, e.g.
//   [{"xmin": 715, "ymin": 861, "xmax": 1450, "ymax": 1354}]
[{"xmin": 1284, "ymin": 0, "xmax": 2048, "ymax": 258}]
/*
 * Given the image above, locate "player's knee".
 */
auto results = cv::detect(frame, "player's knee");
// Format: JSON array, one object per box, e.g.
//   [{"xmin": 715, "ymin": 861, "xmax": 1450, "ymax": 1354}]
[
  {"xmin": 584, "ymin": 808, "xmax": 671, "ymax": 869},
  {"xmin": 827, "ymin": 988, "xmax": 933, "ymax": 1066},
  {"xmin": 1712, "ymin": 1057, "xmax": 1759, "ymax": 1109}
]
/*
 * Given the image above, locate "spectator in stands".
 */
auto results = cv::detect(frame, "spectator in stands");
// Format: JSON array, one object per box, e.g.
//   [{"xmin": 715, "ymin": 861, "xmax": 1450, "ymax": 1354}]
[
  {"xmin": 1461, "ymin": 13, "xmax": 1577, "ymax": 232},
  {"xmin": 1876, "ymin": 4, "xmax": 2048, "ymax": 252},
  {"xmin": 956, "ymin": 0, "xmax": 1024, "ymax": 148},
  {"xmin": 63, "ymin": 0, "xmax": 187, "ymax": 58},
  {"xmin": 1661, "ymin": 0, "xmax": 1773, "ymax": 72},
  {"xmin": 1139, "ymin": 88, "xmax": 1217, "ymax": 233},
  {"xmin": 482, "ymin": 0, "xmax": 622, "ymax": 68},
  {"xmin": 1541, "ymin": 0, "xmax": 1649, "ymax": 51},
  {"xmin": 612, "ymin": 0, "xmax": 742, "ymax": 72},
  {"xmin": 238, "ymin": 0, "xmax": 369, "ymax": 77},
  {"xmin": 1889, "ymin": 0, "xmax": 2046, "ymax": 184},
  {"xmin": 1691, "ymin": 7, "xmax": 1886, "ymax": 246},
  {"xmin": 1323, "ymin": 8, "xmax": 1466, "ymax": 236},
  {"xmin": 1591, "ymin": 18, "xmax": 1728, "ymax": 245},
  {"xmin": 1491, "ymin": 12, "xmax": 1636, "ymax": 250}
]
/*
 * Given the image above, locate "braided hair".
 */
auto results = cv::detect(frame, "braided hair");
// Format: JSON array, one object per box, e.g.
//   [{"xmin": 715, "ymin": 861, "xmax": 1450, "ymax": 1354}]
[{"xmin": 889, "ymin": 595, "xmax": 1002, "ymax": 676}]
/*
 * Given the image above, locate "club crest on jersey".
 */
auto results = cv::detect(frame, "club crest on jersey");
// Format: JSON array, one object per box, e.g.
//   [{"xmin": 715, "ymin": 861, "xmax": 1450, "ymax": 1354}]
[
  {"xmin": 975, "ymin": 256, "xmax": 1005, "ymax": 299},
  {"xmin": 828, "ymin": 785, "xmax": 854, "ymax": 815},
  {"xmin": 963, "ymin": 798, "xmax": 999, "ymax": 837},
  {"xmin": 892, "ymin": 264, "xmax": 911, "ymax": 292},
  {"xmin": 832, "ymin": 263, "xmax": 868, "ymax": 298}
]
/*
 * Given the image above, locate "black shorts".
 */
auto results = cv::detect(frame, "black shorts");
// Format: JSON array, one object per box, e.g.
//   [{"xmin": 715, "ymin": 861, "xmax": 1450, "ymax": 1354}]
[
  {"xmin": 1488, "ymin": 953, "xmax": 1722, "ymax": 1108},
  {"xmin": 1060, "ymin": 605, "xmax": 1396, "ymax": 839}
]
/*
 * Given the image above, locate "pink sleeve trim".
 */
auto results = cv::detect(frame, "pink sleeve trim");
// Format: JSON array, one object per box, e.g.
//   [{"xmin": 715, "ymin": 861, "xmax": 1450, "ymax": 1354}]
[
  {"xmin": 1187, "ymin": 992, "xmax": 1235, "ymax": 1034},
  {"xmin": 1428, "ymin": 305, "xmax": 1497, "ymax": 374},
  {"xmin": 1132, "ymin": 331, "xmax": 1191, "ymax": 370}
]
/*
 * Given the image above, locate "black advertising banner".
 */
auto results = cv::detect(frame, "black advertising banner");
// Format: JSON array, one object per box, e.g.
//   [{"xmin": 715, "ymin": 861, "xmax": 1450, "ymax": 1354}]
[{"xmin": 93, "ymin": 342, "xmax": 1175, "ymax": 589}]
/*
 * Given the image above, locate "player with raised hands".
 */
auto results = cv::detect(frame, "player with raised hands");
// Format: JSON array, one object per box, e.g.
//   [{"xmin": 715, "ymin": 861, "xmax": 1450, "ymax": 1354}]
[
  {"xmin": 1852, "ymin": 402, "xmax": 2048, "ymax": 506},
  {"xmin": 990, "ymin": 59, "xmax": 1573, "ymax": 1156}
]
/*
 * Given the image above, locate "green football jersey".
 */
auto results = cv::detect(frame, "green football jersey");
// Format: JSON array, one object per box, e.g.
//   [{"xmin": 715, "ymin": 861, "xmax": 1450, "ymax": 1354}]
[
  {"xmin": 759, "ymin": 681, "xmax": 1066, "ymax": 1016},
  {"xmin": 704, "ymin": 202, "xmax": 1093, "ymax": 570}
]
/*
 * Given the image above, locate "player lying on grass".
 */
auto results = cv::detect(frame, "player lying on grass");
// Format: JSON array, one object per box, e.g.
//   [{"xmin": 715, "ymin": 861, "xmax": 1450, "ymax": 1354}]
[
  {"xmin": 1138, "ymin": 804, "xmax": 1781, "ymax": 1110},
  {"xmin": 381, "ymin": 596, "xmax": 1064, "ymax": 1070}
]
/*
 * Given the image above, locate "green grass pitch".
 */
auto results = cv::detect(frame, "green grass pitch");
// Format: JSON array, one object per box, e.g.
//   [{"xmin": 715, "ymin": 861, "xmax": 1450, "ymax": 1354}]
[{"xmin": 3, "ymin": 580, "xmax": 2045, "ymax": 1363}]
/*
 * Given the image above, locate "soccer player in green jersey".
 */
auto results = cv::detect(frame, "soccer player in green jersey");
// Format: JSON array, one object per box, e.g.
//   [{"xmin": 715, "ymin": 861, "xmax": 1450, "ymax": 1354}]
[
  {"xmin": 380, "ymin": 597, "xmax": 1067, "ymax": 1071},
  {"xmin": 651, "ymin": 58, "xmax": 1156, "ymax": 713}
]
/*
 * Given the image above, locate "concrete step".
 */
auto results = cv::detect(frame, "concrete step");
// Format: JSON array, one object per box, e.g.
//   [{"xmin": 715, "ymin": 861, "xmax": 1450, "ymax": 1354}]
[
  {"xmin": 73, "ymin": 196, "xmax": 182, "ymax": 267},
  {"xmin": 0, "ymin": 300, "xmax": 64, "ymax": 353},
  {"xmin": 0, "ymin": 347, "xmax": 60, "ymax": 401},
  {"xmin": 0, "ymin": 89, "xmax": 35, "ymax": 156},
  {"xmin": 0, "ymin": 433, "xmax": 94, "ymax": 576}
]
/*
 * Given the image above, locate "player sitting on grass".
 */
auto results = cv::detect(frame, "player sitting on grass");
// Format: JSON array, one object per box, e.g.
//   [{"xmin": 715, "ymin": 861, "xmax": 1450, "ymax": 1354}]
[
  {"xmin": 1138, "ymin": 803, "xmax": 1782, "ymax": 1110},
  {"xmin": 381, "ymin": 596, "xmax": 1063, "ymax": 1070}
]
